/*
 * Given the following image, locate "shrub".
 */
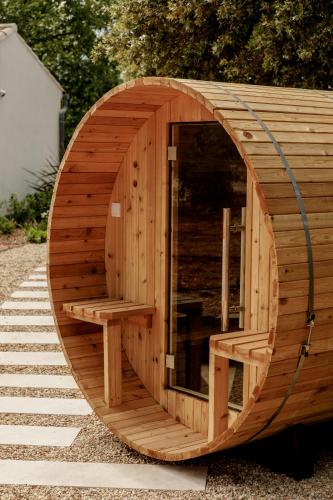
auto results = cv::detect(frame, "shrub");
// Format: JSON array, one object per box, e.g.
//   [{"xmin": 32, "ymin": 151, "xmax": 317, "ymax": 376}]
[
  {"xmin": 6, "ymin": 194, "xmax": 35, "ymax": 225},
  {"xmin": 6, "ymin": 190, "xmax": 53, "ymax": 226},
  {"xmin": 0, "ymin": 216, "xmax": 16, "ymax": 235},
  {"xmin": 0, "ymin": 162, "xmax": 57, "ymax": 242},
  {"xmin": 24, "ymin": 224, "xmax": 47, "ymax": 244}
]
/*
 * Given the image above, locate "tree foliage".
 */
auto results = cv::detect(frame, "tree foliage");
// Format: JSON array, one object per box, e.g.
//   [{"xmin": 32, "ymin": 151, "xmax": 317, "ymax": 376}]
[
  {"xmin": 93, "ymin": 0, "xmax": 333, "ymax": 89},
  {"xmin": 0, "ymin": 0, "xmax": 119, "ymax": 141}
]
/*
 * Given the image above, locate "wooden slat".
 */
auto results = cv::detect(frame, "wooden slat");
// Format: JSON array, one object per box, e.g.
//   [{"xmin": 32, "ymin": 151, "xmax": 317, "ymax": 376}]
[
  {"xmin": 221, "ymin": 208, "xmax": 230, "ymax": 331},
  {"xmin": 275, "ymin": 228, "xmax": 333, "ymax": 248},
  {"xmin": 93, "ymin": 109, "xmax": 153, "ymax": 119},
  {"xmin": 86, "ymin": 116, "xmax": 146, "ymax": 127},
  {"xmin": 208, "ymin": 353, "xmax": 229, "ymax": 440},
  {"xmin": 49, "ymin": 262, "xmax": 105, "ymax": 278},
  {"xmin": 216, "ymin": 109, "xmax": 333, "ymax": 124},
  {"xmin": 278, "ymin": 260, "xmax": 333, "ymax": 282},
  {"xmin": 267, "ymin": 197, "xmax": 333, "ymax": 215},
  {"xmin": 244, "ymin": 143, "xmax": 333, "ymax": 156},
  {"xmin": 263, "ymin": 182, "xmax": 333, "ymax": 201},
  {"xmin": 104, "ymin": 321, "xmax": 122, "ymax": 407},
  {"xmin": 56, "ymin": 183, "xmax": 115, "ymax": 195},
  {"xmin": 279, "ymin": 276, "xmax": 333, "ymax": 299},
  {"xmin": 277, "ymin": 244, "xmax": 333, "ymax": 265},
  {"xmin": 272, "ymin": 212, "xmax": 333, "ymax": 231},
  {"xmin": 236, "ymin": 130, "xmax": 333, "ymax": 144},
  {"xmin": 71, "ymin": 142, "xmax": 130, "ymax": 153},
  {"xmin": 228, "ymin": 121, "xmax": 333, "ymax": 133},
  {"xmin": 213, "ymin": 99, "xmax": 333, "ymax": 116},
  {"xmin": 51, "ymin": 216, "xmax": 107, "ymax": 230},
  {"xmin": 59, "ymin": 173, "xmax": 118, "ymax": 183},
  {"xmin": 49, "ymin": 239, "xmax": 105, "ymax": 255},
  {"xmin": 54, "ymin": 194, "xmax": 111, "ymax": 206},
  {"xmin": 50, "ymin": 250, "xmax": 105, "ymax": 266},
  {"xmin": 258, "ymin": 169, "xmax": 333, "ymax": 183},
  {"xmin": 211, "ymin": 331, "xmax": 270, "ymax": 365},
  {"xmin": 279, "ymin": 291, "xmax": 333, "ymax": 315}
]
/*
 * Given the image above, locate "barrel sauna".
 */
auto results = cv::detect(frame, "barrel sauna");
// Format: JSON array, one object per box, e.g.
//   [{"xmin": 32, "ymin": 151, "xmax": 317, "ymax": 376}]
[{"xmin": 48, "ymin": 77, "xmax": 333, "ymax": 461}]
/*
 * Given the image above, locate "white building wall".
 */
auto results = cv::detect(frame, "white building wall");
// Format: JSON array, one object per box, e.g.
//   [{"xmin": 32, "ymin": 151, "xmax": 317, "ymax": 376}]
[{"xmin": 0, "ymin": 30, "xmax": 62, "ymax": 202}]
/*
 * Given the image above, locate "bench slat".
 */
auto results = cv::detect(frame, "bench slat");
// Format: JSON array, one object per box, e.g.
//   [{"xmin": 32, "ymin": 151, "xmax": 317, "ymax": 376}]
[
  {"xmin": 210, "ymin": 330, "xmax": 271, "ymax": 365},
  {"xmin": 63, "ymin": 298, "xmax": 155, "ymax": 323}
]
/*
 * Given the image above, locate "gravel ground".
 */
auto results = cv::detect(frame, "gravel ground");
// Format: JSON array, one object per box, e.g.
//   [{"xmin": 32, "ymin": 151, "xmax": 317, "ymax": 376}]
[
  {"xmin": 0, "ymin": 229, "xmax": 26, "ymax": 253},
  {"xmin": 0, "ymin": 243, "xmax": 332, "ymax": 499},
  {"xmin": 0, "ymin": 242, "xmax": 46, "ymax": 301}
]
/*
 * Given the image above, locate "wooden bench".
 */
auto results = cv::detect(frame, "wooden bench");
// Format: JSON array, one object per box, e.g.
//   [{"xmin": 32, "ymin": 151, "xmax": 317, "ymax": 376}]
[
  {"xmin": 210, "ymin": 330, "xmax": 272, "ymax": 366},
  {"xmin": 63, "ymin": 298, "xmax": 155, "ymax": 408},
  {"xmin": 208, "ymin": 330, "xmax": 271, "ymax": 440}
]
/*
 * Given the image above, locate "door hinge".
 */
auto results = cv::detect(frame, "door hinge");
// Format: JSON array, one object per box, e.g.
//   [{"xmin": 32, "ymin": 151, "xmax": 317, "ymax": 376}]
[
  {"xmin": 165, "ymin": 354, "xmax": 175, "ymax": 369},
  {"xmin": 168, "ymin": 146, "xmax": 177, "ymax": 161}
]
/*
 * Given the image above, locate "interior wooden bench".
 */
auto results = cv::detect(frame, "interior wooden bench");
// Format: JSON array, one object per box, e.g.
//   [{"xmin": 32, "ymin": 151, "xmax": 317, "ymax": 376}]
[
  {"xmin": 210, "ymin": 330, "xmax": 272, "ymax": 365},
  {"xmin": 63, "ymin": 298, "xmax": 155, "ymax": 408},
  {"xmin": 208, "ymin": 330, "xmax": 271, "ymax": 440}
]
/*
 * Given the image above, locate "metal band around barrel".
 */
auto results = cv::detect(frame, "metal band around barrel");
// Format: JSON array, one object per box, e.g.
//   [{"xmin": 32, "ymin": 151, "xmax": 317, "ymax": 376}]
[{"xmin": 219, "ymin": 86, "xmax": 315, "ymax": 441}]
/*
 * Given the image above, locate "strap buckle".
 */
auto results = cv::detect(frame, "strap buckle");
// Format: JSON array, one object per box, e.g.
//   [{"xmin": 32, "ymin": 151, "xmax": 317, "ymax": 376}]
[{"xmin": 303, "ymin": 312, "xmax": 315, "ymax": 357}]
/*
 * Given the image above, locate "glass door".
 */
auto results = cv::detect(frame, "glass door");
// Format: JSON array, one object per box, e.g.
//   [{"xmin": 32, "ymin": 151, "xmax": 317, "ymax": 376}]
[{"xmin": 169, "ymin": 122, "xmax": 247, "ymax": 398}]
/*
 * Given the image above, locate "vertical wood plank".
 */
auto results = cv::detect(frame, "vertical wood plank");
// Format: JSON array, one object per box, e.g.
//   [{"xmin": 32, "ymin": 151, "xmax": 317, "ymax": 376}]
[
  {"xmin": 258, "ymin": 211, "xmax": 271, "ymax": 332},
  {"xmin": 156, "ymin": 102, "xmax": 171, "ymax": 406},
  {"xmin": 244, "ymin": 174, "xmax": 253, "ymax": 329},
  {"xmin": 208, "ymin": 353, "xmax": 229, "ymax": 440},
  {"xmin": 103, "ymin": 320, "xmax": 122, "ymax": 407},
  {"xmin": 146, "ymin": 114, "xmax": 156, "ymax": 394},
  {"xmin": 239, "ymin": 207, "xmax": 246, "ymax": 329},
  {"xmin": 250, "ymin": 182, "xmax": 260, "ymax": 330},
  {"xmin": 222, "ymin": 208, "xmax": 230, "ymax": 331}
]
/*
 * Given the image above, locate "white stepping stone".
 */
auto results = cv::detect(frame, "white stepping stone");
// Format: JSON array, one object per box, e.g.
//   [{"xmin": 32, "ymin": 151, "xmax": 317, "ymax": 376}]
[
  {"xmin": 0, "ymin": 352, "xmax": 66, "ymax": 366},
  {"xmin": 20, "ymin": 282, "xmax": 48, "ymax": 289},
  {"xmin": 11, "ymin": 291, "xmax": 49, "ymax": 299},
  {"xmin": 0, "ymin": 460, "xmax": 207, "ymax": 490},
  {"xmin": 0, "ymin": 397, "xmax": 92, "ymax": 415},
  {"xmin": 34, "ymin": 266, "xmax": 46, "ymax": 272},
  {"xmin": 0, "ymin": 315, "xmax": 54, "ymax": 326},
  {"xmin": 28, "ymin": 274, "xmax": 47, "ymax": 280},
  {"xmin": 1, "ymin": 301, "xmax": 51, "ymax": 310},
  {"xmin": 20, "ymin": 281, "xmax": 48, "ymax": 288},
  {"xmin": 0, "ymin": 374, "xmax": 77, "ymax": 389},
  {"xmin": 0, "ymin": 425, "xmax": 80, "ymax": 447},
  {"xmin": 0, "ymin": 331, "xmax": 58, "ymax": 344}
]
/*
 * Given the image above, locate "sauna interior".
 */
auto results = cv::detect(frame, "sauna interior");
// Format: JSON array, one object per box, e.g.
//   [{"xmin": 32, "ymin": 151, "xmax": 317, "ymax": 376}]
[{"xmin": 49, "ymin": 78, "xmax": 333, "ymax": 460}]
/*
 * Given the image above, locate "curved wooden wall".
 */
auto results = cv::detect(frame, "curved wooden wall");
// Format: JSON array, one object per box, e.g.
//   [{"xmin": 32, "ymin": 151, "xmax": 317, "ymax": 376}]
[{"xmin": 48, "ymin": 77, "xmax": 333, "ymax": 460}]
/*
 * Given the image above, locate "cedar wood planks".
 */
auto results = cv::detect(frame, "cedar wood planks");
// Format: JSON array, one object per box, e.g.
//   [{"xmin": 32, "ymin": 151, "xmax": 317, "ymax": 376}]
[{"xmin": 48, "ymin": 77, "xmax": 333, "ymax": 460}]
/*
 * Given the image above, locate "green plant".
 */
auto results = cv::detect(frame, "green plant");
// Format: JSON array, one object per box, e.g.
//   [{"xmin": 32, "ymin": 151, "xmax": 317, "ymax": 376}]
[
  {"xmin": 24, "ymin": 224, "xmax": 47, "ymax": 244},
  {"xmin": 6, "ymin": 190, "xmax": 53, "ymax": 226},
  {"xmin": 25, "ymin": 160, "xmax": 59, "ymax": 193},
  {"xmin": 0, "ymin": 160, "xmax": 55, "ymax": 241},
  {"xmin": 0, "ymin": 216, "xmax": 16, "ymax": 235},
  {"xmin": 6, "ymin": 194, "xmax": 35, "ymax": 225},
  {"xmin": 93, "ymin": 0, "xmax": 332, "ymax": 90}
]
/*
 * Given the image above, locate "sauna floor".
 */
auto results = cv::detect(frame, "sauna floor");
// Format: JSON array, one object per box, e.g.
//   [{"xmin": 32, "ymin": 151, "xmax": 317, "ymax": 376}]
[{"xmin": 65, "ymin": 332, "xmax": 208, "ymax": 456}]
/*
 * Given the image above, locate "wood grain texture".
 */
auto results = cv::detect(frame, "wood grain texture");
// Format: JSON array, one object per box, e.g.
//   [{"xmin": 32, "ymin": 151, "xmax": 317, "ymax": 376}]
[{"xmin": 48, "ymin": 76, "xmax": 333, "ymax": 461}]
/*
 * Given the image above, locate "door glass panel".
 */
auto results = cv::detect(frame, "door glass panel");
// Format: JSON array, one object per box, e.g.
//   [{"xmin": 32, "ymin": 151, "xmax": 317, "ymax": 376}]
[{"xmin": 169, "ymin": 122, "xmax": 247, "ymax": 397}]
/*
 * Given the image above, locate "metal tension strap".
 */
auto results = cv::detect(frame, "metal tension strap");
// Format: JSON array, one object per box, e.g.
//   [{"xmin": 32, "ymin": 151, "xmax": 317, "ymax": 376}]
[{"xmin": 219, "ymin": 86, "xmax": 315, "ymax": 440}]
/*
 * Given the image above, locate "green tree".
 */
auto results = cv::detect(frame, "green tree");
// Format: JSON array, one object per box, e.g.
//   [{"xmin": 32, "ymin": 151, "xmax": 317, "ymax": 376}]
[
  {"xmin": 0, "ymin": 0, "xmax": 119, "ymax": 142},
  {"xmin": 93, "ymin": 0, "xmax": 332, "ymax": 90}
]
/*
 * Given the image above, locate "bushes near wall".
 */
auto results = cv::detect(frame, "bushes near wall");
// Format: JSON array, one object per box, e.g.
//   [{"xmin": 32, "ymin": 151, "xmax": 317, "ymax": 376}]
[{"xmin": 0, "ymin": 190, "xmax": 52, "ymax": 242}]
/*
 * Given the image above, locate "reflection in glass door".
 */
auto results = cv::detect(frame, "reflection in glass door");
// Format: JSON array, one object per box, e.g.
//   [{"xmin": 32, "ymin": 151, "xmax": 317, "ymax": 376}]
[{"xmin": 169, "ymin": 122, "xmax": 247, "ymax": 398}]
